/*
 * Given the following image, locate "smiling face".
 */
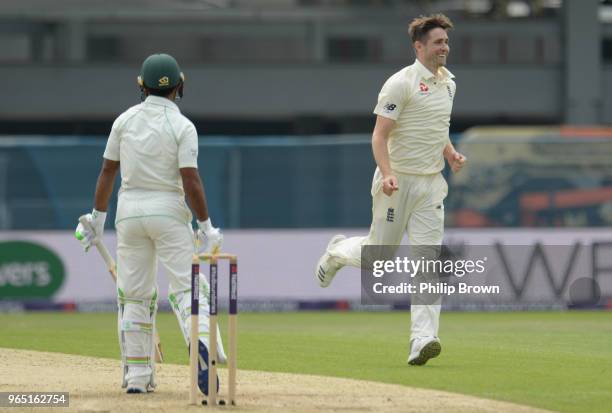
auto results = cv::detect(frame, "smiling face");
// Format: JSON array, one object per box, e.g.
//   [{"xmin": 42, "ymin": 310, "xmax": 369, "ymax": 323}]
[{"xmin": 415, "ymin": 27, "xmax": 450, "ymax": 73}]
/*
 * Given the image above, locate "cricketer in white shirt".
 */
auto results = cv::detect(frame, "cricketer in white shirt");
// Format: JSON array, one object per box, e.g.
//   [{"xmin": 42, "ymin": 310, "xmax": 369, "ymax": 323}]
[{"xmin": 315, "ymin": 15, "xmax": 466, "ymax": 367}]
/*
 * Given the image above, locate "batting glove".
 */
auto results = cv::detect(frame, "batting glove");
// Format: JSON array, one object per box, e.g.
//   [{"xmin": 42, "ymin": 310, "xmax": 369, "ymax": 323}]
[
  {"xmin": 75, "ymin": 209, "xmax": 107, "ymax": 252},
  {"xmin": 196, "ymin": 218, "xmax": 223, "ymax": 254}
]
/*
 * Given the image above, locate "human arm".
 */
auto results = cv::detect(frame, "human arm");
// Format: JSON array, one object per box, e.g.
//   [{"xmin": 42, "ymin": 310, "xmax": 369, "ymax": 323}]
[
  {"xmin": 94, "ymin": 159, "xmax": 120, "ymax": 212},
  {"xmin": 180, "ymin": 167, "xmax": 209, "ymax": 222},
  {"xmin": 180, "ymin": 167, "xmax": 222, "ymax": 253},
  {"xmin": 75, "ymin": 158, "xmax": 119, "ymax": 250},
  {"xmin": 372, "ymin": 115, "xmax": 399, "ymax": 196}
]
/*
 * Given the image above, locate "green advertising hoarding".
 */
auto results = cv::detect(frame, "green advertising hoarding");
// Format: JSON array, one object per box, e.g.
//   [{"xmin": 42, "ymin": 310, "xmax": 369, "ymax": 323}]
[{"xmin": 0, "ymin": 241, "xmax": 65, "ymax": 299}]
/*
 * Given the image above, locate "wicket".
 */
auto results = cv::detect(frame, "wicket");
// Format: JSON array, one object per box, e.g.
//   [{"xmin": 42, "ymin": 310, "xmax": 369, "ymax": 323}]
[{"xmin": 190, "ymin": 253, "xmax": 238, "ymax": 406}]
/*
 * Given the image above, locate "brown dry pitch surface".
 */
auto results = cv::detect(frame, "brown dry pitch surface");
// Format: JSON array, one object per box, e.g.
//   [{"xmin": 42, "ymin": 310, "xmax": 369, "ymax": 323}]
[{"xmin": 0, "ymin": 348, "xmax": 556, "ymax": 413}]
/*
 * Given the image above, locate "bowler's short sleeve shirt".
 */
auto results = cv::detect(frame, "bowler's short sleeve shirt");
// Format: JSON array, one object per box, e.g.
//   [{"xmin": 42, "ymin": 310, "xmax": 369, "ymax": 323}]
[{"xmin": 373, "ymin": 59, "xmax": 456, "ymax": 175}]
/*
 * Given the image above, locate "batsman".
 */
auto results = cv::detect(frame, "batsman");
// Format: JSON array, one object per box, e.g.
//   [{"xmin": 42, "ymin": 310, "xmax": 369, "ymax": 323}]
[{"xmin": 75, "ymin": 53, "xmax": 226, "ymax": 394}]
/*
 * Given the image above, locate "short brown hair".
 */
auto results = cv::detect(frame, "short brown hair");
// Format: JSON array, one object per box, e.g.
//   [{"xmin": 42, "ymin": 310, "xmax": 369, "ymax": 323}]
[{"xmin": 408, "ymin": 13, "xmax": 454, "ymax": 43}]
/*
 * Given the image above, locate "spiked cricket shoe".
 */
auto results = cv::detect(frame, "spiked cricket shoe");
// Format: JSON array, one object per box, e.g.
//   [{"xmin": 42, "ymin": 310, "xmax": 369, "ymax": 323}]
[
  {"xmin": 408, "ymin": 337, "xmax": 441, "ymax": 366},
  {"xmin": 315, "ymin": 234, "xmax": 346, "ymax": 288}
]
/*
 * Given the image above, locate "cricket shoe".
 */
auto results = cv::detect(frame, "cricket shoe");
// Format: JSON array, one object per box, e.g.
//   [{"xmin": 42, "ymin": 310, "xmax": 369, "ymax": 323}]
[
  {"xmin": 315, "ymin": 234, "xmax": 346, "ymax": 288},
  {"xmin": 125, "ymin": 366, "xmax": 154, "ymax": 394},
  {"xmin": 126, "ymin": 378, "xmax": 152, "ymax": 394},
  {"xmin": 408, "ymin": 337, "xmax": 441, "ymax": 366},
  {"xmin": 193, "ymin": 340, "xmax": 220, "ymax": 396},
  {"xmin": 126, "ymin": 384, "xmax": 147, "ymax": 394}
]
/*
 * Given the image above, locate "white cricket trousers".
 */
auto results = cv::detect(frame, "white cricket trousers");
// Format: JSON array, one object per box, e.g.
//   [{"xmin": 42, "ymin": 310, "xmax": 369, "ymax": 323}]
[
  {"xmin": 328, "ymin": 168, "xmax": 448, "ymax": 340},
  {"xmin": 114, "ymin": 191, "xmax": 226, "ymax": 386},
  {"xmin": 116, "ymin": 191, "xmax": 195, "ymax": 297}
]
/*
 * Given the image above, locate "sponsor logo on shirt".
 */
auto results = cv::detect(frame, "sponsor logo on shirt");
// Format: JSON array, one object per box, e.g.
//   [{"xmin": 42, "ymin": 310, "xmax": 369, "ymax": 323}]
[
  {"xmin": 191, "ymin": 149, "xmax": 197, "ymax": 158},
  {"xmin": 418, "ymin": 81, "xmax": 431, "ymax": 96},
  {"xmin": 446, "ymin": 85, "xmax": 454, "ymax": 99},
  {"xmin": 383, "ymin": 103, "xmax": 397, "ymax": 113}
]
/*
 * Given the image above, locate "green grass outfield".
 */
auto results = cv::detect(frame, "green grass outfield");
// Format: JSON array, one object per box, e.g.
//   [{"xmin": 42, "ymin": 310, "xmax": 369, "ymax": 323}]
[{"xmin": 1, "ymin": 311, "xmax": 610, "ymax": 413}]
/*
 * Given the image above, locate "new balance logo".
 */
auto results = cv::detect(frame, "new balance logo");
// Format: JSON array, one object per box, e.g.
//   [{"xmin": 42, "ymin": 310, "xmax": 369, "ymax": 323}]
[{"xmin": 386, "ymin": 208, "xmax": 395, "ymax": 222}]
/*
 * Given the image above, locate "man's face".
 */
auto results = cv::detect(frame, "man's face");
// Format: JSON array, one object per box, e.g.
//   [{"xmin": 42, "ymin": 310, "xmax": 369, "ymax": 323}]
[{"xmin": 416, "ymin": 27, "xmax": 450, "ymax": 69}]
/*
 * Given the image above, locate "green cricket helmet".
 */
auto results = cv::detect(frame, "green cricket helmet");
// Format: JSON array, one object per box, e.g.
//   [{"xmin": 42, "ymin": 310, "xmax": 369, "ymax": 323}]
[{"xmin": 137, "ymin": 53, "xmax": 185, "ymax": 90}]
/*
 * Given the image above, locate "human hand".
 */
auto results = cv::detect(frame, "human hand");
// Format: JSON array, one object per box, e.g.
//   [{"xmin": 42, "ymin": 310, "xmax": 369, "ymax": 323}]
[
  {"xmin": 75, "ymin": 209, "xmax": 107, "ymax": 252},
  {"xmin": 382, "ymin": 175, "xmax": 399, "ymax": 196},
  {"xmin": 196, "ymin": 219, "xmax": 223, "ymax": 254},
  {"xmin": 447, "ymin": 151, "xmax": 466, "ymax": 173}
]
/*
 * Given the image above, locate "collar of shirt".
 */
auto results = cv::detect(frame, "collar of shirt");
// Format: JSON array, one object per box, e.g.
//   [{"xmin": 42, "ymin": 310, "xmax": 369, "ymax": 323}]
[
  {"xmin": 144, "ymin": 95, "xmax": 180, "ymax": 111},
  {"xmin": 413, "ymin": 59, "xmax": 455, "ymax": 82}
]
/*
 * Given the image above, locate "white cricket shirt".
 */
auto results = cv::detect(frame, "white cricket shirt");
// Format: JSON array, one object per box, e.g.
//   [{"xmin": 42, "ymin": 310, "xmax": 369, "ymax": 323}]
[
  {"xmin": 373, "ymin": 59, "xmax": 456, "ymax": 175},
  {"xmin": 103, "ymin": 95, "xmax": 199, "ymax": 196}
]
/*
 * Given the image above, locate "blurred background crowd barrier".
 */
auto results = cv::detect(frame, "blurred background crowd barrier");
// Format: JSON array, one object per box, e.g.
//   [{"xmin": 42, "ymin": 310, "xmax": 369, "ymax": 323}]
[{"xmin": 1, "ymin": 126, "xmax": 611, "ymax": 230}]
